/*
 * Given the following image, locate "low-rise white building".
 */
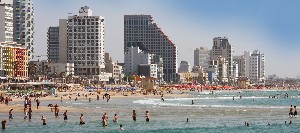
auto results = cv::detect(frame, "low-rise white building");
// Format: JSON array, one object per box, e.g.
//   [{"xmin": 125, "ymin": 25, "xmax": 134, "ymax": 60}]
[
  {"xmin": 124, "ymin": 46, "xmax": 151, "ymax": 75},
  {"xmin": 105, "ymin": 62, "xmax": 123, "ymax": 82},
  {"xmin": 138, "ymin": 64, "xmax": 158, "ymax": 79},
  {"xmin": 46, "ymin": 62, "xmax": 74, "ymax": 76}
]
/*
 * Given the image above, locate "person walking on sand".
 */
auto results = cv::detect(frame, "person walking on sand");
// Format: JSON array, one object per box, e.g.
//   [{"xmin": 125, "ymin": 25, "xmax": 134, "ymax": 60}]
[
  {"xmin": 80, "ymin": 114, "xmax": 85, "ymax": 124},
  {"xmin": 41, "ymin": 116, "xmax": 46, "ymax": 125},
  {"xmin": 36, "ymin": 98, "xmax": 40, "ymax": 109},
  {"xmin": 145, "ymin": 111, "xmax": 150, "ymax": 122},
  {"xmin": 9, "ymin": 109, "xmax": 13, "ymax": 119},
  {"xmin": 132, "ymin": 110, "xmax": 137, "ymax": 121}
]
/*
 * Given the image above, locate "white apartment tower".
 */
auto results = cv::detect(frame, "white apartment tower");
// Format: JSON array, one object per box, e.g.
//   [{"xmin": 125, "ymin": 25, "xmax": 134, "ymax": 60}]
[
  {"xmin": 244, "ymin": 50, "xmax": 265, "ymax": 83},
  {"xmin": 67, "ymin": 6, "xmax": 105, "ymax": 77},
  {"xmin": 124, "ymin": 15, "xmax": 178, "ymax": 82},
  {"xmin": 13, "ymin": 0, "xmax": 34, "ymax": 59},
  {"xmin": 194, "ymin": 47, "xmax": 210, "ymax": 69},
  {"xmin": 0, "ymin": 0, "xmax": 14, "ymax": 42},
  {"xmin": 211, "ymin": 37, "xmax": 233, "ymax": 78}
]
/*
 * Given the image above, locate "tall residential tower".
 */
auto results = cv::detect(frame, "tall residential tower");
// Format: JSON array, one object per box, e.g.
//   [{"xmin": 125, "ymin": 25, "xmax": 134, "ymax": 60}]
[
  {"xmin": 211, "ymin": 37, "xmax": 233, "ymax": 78},
  {"xmin": 47, "ymin": 26, "xmax": 59, "ymax": 62},
  {"xmin": 13, "ymin": 0, "xmax": 34, "ymax": 59},
  {"xmin": 67, "ymin": 6, "xmax": 105, "ymax": 76},
  {"xmin": 124, "ymin": 15, "xmax": 178, "ymax": 82},
  {"xmin": 0, "ymin": 0, "xmax": 14, "ymax": 42}
]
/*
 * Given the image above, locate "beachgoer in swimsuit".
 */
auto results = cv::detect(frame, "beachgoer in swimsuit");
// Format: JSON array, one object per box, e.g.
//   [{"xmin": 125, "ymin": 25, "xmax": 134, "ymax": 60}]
[
  {"xmin": 9, "ymin": 109, "xmax": 13, "ymax": 119},
  {"xmin": 41, "ymin": 116, "xmax": 46, "ymax": 125},
  {"xmin": 132, "ymin": 110, "xmax": 137, "ymax": 121},
  {"xmin": 80, "ymin": 114, "xmax": 85, "ymax": 124},
  {"xmin": 63, "ymin": 110, "xmax": 68, "ymax": 120},
  {"xmin": 113, "ymin": 114, "xmax": 118, "ymax": 122},
  {"xmin": 145, "ymin": 111, "xmax": 150, "ymax": 122}
]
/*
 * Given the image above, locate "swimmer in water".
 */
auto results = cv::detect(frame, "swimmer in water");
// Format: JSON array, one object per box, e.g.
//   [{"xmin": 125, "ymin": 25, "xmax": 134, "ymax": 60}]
[{"xmin": 120, "ymin": 124, "xmax": 124, "ymax": 130}]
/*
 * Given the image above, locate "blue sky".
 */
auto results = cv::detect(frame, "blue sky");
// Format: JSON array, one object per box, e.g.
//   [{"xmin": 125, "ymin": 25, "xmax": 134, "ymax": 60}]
[{"xmin": 33, "ymin": 0, "xmax": 300, "ymax": 78}]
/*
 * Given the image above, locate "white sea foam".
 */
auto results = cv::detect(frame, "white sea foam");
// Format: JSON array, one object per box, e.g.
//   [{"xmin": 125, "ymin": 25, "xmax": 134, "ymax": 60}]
[
  {"xmin": 133, "ymin": 98, "xmax": 286, "ymax": 109},
  {"xmin": 72, "ymin": 103, "xmax": 84, "ymax": 105}
]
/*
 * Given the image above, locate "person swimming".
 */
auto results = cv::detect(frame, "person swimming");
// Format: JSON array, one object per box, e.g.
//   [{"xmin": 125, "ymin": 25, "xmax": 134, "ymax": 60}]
[{"xmin": 120, "ymin": 124, "xmax": 124, "ymax": 130}]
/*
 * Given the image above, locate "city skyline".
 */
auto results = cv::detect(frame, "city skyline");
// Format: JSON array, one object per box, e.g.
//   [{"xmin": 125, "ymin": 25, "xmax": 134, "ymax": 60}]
[{"xmin": 33, "ymin": 0, "xmax": 300, "ymax": 78}]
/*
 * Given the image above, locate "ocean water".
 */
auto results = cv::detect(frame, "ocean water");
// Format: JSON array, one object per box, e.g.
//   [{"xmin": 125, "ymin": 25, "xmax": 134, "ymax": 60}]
[{"xmin": 1, "ymin": 90, "xmax": 300, "ymax": 132}]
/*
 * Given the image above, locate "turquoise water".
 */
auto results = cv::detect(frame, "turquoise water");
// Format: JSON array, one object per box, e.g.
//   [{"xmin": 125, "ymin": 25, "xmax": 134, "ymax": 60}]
[{"xmin": 1, "ymin": 90, "xmax": 300, "ymax": 132}]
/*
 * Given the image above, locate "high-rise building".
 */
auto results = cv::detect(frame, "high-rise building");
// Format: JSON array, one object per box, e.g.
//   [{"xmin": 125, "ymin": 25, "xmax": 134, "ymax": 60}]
[
  {"xmin": 211, "ymin": 37, "xmax": 233, "ymax": 78},
  {"xmin": 178, "ymin": 61, "xmax": 190, "ymax": 73},
  {"xmin": 47, "ymin": 26, "xmax": 59, "ymax": 62},
  {"xmin": 58, "ymin": 19, "xmax": 68, "ymax": 63},
  {"xmin": 67, "ymin": 6, "xmax": 105, "ymax": 76},
  {"xmin": 244, "ymin": 50, "xmax": 265, "ymax": 83},
  {"xmin": 0, "ymin": 0, "xmax": 14, "ymax": 42},
  {"xmin": 194, "ymin": 47, "xmax": 210, "ymax": 69},
  {"xmin": 13, "ymin": 0, "xmax": 34, "ymax": 59},
  {"xmin": 124, "ymin": 15, "xmax": 178, "ymax": 82}
]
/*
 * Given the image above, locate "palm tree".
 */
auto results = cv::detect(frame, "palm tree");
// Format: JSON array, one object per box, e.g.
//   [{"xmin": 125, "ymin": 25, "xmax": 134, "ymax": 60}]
[{"xmin": 28, "ymin": 62, "xmax": 37, "ymax": 80}]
